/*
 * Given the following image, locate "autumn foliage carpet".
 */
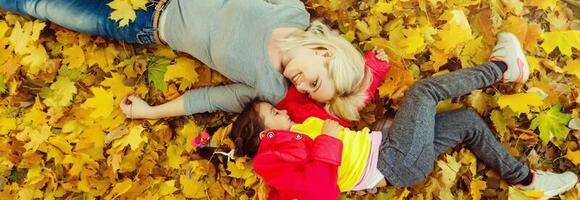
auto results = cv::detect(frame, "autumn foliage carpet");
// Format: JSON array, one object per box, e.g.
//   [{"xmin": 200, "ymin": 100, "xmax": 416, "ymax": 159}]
[{"xmin": 0, "ymin": 0, "xmax": 579, "ymax": 199}]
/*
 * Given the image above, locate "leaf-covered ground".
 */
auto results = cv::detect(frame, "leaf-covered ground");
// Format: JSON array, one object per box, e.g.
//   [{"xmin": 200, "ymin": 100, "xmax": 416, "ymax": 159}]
[{"xmin": 1, "ymin": 0, "xmax": 580, "ymax": 199}]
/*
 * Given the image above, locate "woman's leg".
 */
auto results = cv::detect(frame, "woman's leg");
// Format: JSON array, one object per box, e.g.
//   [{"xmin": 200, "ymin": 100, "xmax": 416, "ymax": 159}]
[
  {"xmin": 431, "ymin": 109, "xmax": 529, "ymax": 184},
  {"xmin": 377, "ymin": 61, "xmax": 504, "ymax": 187},
  {"xmin": 0, "ymin": 0, "xmax": 157, "ymax": 44}
]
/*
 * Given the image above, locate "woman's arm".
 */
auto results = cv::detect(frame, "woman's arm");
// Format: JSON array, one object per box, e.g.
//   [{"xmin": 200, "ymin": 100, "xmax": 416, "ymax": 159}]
[
  {"xmin": 120, "ymin": 93, "xmax": 186, "ymax": 119},
  {"xmin": 120, "ymin": 83, "xmax": 258, "ymax": 119}
]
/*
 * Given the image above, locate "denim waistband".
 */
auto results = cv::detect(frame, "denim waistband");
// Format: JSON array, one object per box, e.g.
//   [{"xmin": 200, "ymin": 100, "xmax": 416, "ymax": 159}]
[{"xmin": 136, "ymin": 0, "xmax": 170, "ymax": 45}]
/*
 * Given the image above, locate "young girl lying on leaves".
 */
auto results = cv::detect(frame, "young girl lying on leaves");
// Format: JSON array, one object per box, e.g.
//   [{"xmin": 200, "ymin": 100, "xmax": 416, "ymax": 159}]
[{"xmin": 197, "ymin": 32, "xmax": 577, "ymax": 200}]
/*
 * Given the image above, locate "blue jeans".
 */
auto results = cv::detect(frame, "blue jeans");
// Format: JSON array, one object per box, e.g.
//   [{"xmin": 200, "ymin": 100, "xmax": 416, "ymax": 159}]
[{"xmin": 0, "ymin": 0, "xmax": 159, "ymax": 44}]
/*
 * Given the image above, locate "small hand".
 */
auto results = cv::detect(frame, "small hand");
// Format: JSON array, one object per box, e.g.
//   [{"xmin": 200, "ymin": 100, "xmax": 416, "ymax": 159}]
[
  {"xmin": 322, "ymin": 119, "xmax": 341, "ymax": 138},
  {"xmin": 120, "ymin": 95, "xmax": 155, "ymax": 119},
  {"xmin": 372, "ymin": 47, "xmax": 389, "ymax": 62}
]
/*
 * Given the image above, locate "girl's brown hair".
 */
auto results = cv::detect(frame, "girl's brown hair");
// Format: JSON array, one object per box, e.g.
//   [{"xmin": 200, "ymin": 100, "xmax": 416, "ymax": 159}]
[
  {"xmin": 197, "ymin": 99, "xmax": 266, "ymax": 165},
  {"xmin": 228, "ymin": 99, "xmax": 266, "ymax": 158}
]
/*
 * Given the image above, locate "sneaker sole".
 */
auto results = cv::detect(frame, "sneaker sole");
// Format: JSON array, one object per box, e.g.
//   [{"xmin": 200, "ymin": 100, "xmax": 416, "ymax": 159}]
[{"xmin": 539, "ymin": 179, "xmax": 577, "ymax": 200}]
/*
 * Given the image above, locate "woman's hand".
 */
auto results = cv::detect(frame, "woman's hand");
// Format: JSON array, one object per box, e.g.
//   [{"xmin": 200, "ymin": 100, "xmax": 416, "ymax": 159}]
[
  {"xmin": 322, "ymin": 119, "xmax": 341, "ymax": 138},
  {"xmin": 373, "ymin": 47, "xmax": 389, "ymax": 62},
  {"xmin": 120, "ymin": 95, "xmax": 156, "ymax": 119}
]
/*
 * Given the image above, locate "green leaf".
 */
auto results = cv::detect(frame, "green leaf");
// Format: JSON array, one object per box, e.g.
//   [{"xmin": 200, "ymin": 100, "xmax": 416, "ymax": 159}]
[
  {"xmin": 58, "ymin": 67, "xmax": 85, "ymax": 82},
  {"xmin": 530, "ymin": 105, "xmax": 572, "ymax": 144},
  {"xmin": 146, "ymin": 56, "xmax": 170, "ymax": 92}
]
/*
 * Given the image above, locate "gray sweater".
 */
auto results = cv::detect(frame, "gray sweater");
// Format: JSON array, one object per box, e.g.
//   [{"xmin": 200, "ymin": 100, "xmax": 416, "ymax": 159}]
[{"xmin": 161, "ymin": 0, "xmax": 310, "ymax": 114}]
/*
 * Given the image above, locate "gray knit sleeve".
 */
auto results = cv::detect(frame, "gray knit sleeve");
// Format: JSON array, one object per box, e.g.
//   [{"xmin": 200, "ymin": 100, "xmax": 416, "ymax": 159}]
[{"xmin": 183, "ymin": 83, "xmax": 259, "ymax": 114}]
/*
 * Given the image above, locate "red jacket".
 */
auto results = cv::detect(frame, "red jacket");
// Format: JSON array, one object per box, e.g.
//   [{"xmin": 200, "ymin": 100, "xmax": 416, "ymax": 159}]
[
  {"xmin": 275, "ymin": 51, "xmax": 391, "ymax": 128},
  {"xmin": 253, "ymin": 130, "xmax": 343, "ymax": 200}
]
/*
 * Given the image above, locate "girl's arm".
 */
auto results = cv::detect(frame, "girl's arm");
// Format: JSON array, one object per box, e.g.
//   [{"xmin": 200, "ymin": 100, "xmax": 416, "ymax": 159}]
[{"xmin": 120, "ymin": 83, "xmax": 258, "ymax": 119}]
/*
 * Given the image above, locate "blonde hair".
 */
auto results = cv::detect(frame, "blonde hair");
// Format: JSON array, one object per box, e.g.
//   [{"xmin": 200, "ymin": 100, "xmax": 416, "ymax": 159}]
[{"xmin": 278, "ymin": 20, "xmax": 368, "ymax": 121}]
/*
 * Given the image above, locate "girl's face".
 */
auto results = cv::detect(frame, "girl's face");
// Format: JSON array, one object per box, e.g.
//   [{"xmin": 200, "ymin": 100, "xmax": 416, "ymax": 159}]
[
  {"xmin": 283, "ymin": 47, "xmax": 336, "ymax": 103},
  {"xmin": 256, "ymin": 102, "xmax": 294, "ymax": 130}
]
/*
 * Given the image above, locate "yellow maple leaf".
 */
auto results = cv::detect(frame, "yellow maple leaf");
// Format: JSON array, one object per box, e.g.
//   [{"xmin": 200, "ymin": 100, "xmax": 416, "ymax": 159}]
[
  {"xmin": 158, "ymin": 180, "xmax": 178, "ymax": 196},
  {"xmin": 17, "ymin": 187, "xmax": 43, "ymax": 200},
  {"xmin": 459, "ymin": 149, "xmax": 477, "ymax": 175},
  {"xmin": 164, "ymin": 57, "xmax": 200, "ymax": 89},
  {"xmin": 108, "ymin": 0, "xmax": 136, "ymax": 27},
  {"xmin": 501, "ymin": 0, "xmax": 524, "ymax": 16},
  {"xmin": 23, "ymin": 124, "xmax": 51, "ymax": 152},
  {"xmin": 524, "ymin": 23, "xmax": 542, "ymax": 52},
  {"xmin": 460, "ymin": 36, "xmax": 489, "ymax": 66},
  {"xmin": 563, "ymin": 59, "xmax": 580, "ymax": 79},
  {"xmin": 565, "ymin": 150, "xmax": 580, "ymax": 165},
  {"xmin": 436, "ymin": 10, "xmax": 473, "ymax": 53},
  {"xmin": 397, "ymin": 28, "xmax": 426, "ymax": 58},
  {"xmin": 0, "ymin": 115, "xmax": 16, "ymax": 135},
  {"xmin": 102, "ymin": 72, "xmax": 133, "ymax": 100},
  {"xmin": 7, "ymin": 20, "xmax": 45, "ymax": 55},
  {"xmin": 112, "ymin": 124, "xmax": 146, "ymax": 151},
  {"xmin": 227, "ymin": 158, "xmax": 258, "ymax": 187},
  {"xmin": 436, "ymin": 154, "xmax": 461, "ymax": 187},
  {"xmin": 47, "ymin": 136, "xmax": 73, "ymax": 155},
  {"xmin": 62, "ymin": 152, "xmax": 98, "ymax": 177},
  {"xmin": 541, "ymin": 31, "xmax": 580, "ymax": 57},
  {"xmin": 497, "ymin": 93, "xmax": 544, "ymax": 113},
  {"xmin": 82, "ymin": 87, "xmax": 115, "ymax": 119},
  {"xmin": 165, "ymin": 144, "xmax": 187, "ymax": 169},
  {"xmin": 0, "ymin": 20, "xmax": 8, "ymax": 38},
  {"xmin": 435, "ymin": 23, "xmax": 472, "ymax": 54},
  {"xmin": 105, "ymin": 178, "xmax": 133, "ymax": 199},
  {"xmin": 29, "ymin": 20, "xmax": 46, "ymax": 42},
  {"xmin": 180, "ymin": 175, "xmax": 207, "ymax": 198},
  {"xmin": 547, "ymin": 12, "xmax": 569, "ymax": 31},
  {"xmin": 23, "ymin": 97, "xmax": 47, "ymax": 127},
  {"xmin": 436, "ymin": 99, "xmax": 464, "ymax": 113},
  {"xmin": 470, "ymin": 178, "xmax": 487, "ymax": 200},
  {"xmin": 378, "ymin": 65, "xmax": 414, "ymax": 97},
  {"xmin": 526, "ymin": 0, "xmax": 558, "ymax": 10},
  {"xmin": 355, "ymin": 16, "xmax": 381, "ymax": 41},
  {"xmin": 77, "ymin": 125, "xmax": 106, "ymax": 160},
  {"xmin": 130, "ymin": 0, "xmax": 148, "ymax": 10},
  {"xmin": 8, "ymin": 22, "xmax": 31, "ymax": 55},
  {"xmin": 20, "ymin": 44, "xmax": 48, "ymax": 75},
  {"xmin": 86, "ymin": 44, "xmax": 120, "ymax": 71},
  {"xmin": 43, "ymin": 77, "xmax": 78, "ymax": 108},
  {"xmin": 526, "ymin": 56, "xmax": 542, "ymax": 73},
  {"xmin": 62, "ymin": 45, "xmax": 86, "ymax": 69},
  {"xmin": 179, "ymin": 120, "xmax": 202, "ymax": 153}
]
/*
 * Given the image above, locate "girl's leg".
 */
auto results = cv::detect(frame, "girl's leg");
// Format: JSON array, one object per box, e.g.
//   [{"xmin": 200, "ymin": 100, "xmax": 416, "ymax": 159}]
[
  {"xmin": 377, "ymin": 62, "xmax": 504, "ymax": 187},
  {"xmin": 431, "ymin": 109, "xmax": 529, "ymax": 184},
  {"xmin": 432, "ymin": 110, "xmax": 577, "ymax": 199},
  {"xmin": 376, "ymin": 32, "xmax": 531, "ymax": 187},
  {"xmin": 0, "ymin": 0, "xmax": 157, "ymax": 44}
]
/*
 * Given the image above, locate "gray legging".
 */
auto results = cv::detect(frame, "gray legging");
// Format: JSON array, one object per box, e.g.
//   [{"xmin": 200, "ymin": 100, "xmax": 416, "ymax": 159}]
[{"xmin": 378, "ymin": 62, "xmax": 530, "ymax": 187}]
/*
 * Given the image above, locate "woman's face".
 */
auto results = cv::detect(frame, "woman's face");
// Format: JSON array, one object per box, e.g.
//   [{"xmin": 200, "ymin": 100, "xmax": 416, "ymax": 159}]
[
  {"xmin": 283, "ymin": 47, "xmax": 336, "ymax": 103},
  {"xmin": 256, "ymin": 102, "xmax": 294, "ymax": 130}
]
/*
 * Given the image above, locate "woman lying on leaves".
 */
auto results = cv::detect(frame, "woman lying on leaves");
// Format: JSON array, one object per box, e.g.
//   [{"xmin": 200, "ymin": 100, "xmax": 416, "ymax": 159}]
[
  {"xmin": 0, "ymin": 0, "xmax": 376, "ymax": 121},
  {"xmin": 197, "ymin": 32, "xmax": 577, "ymax": 200}
]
